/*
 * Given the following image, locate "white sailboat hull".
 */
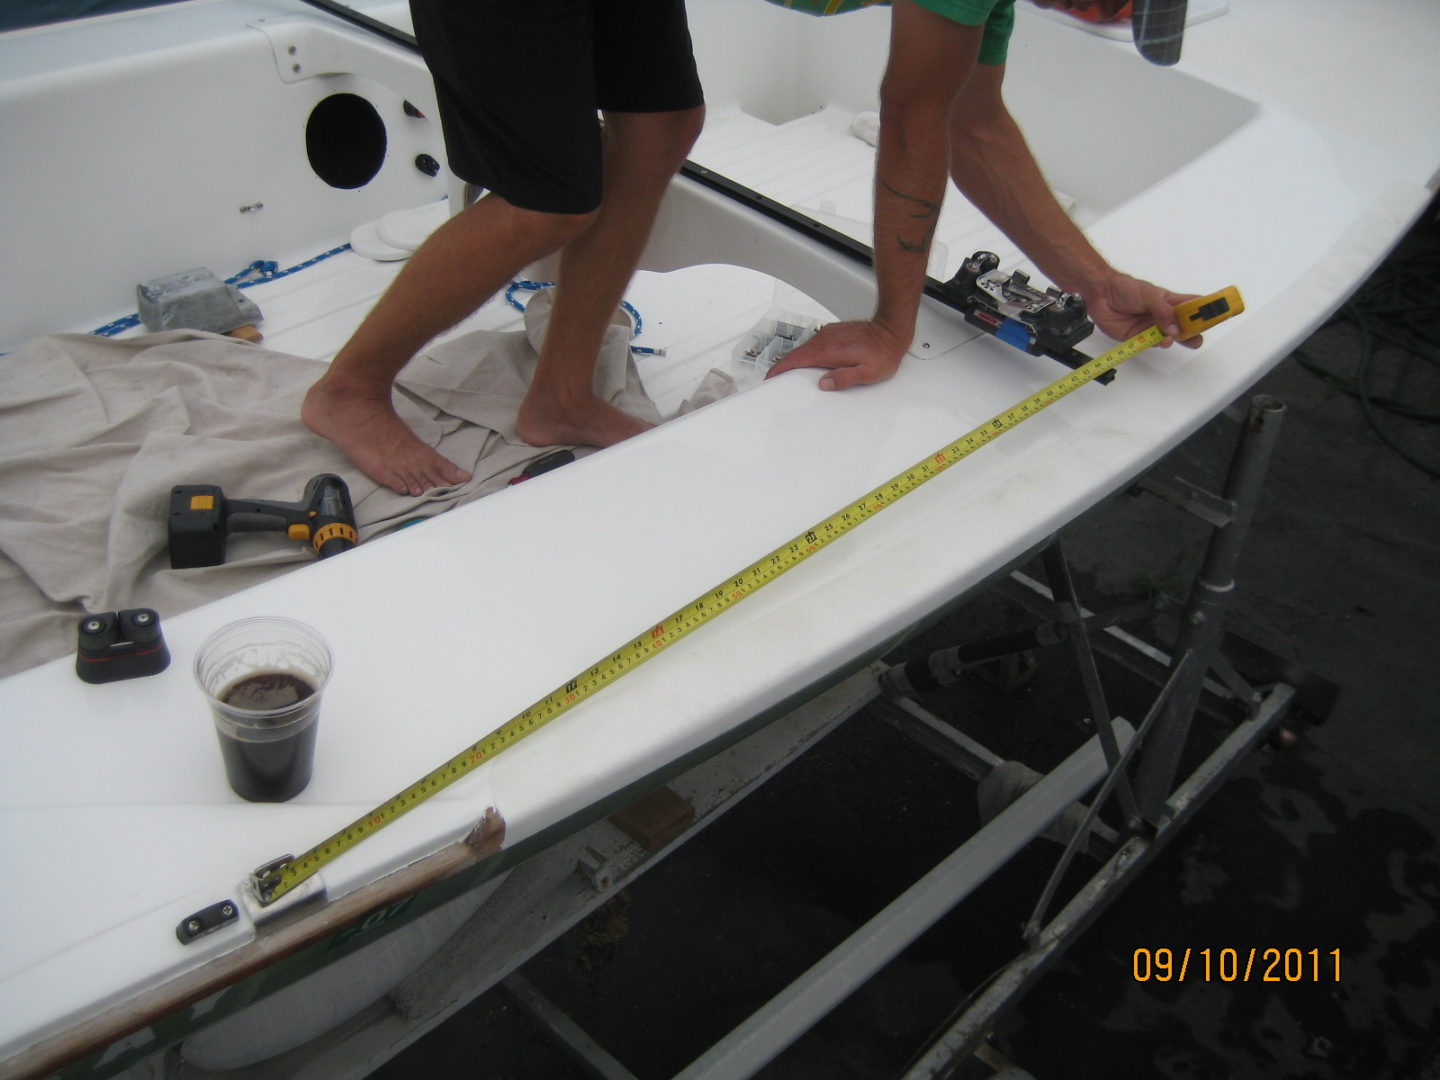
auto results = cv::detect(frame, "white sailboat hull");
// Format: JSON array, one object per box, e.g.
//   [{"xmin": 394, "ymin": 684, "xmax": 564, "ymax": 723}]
[{"xmin": 1, "ymin": 0, "xmax": 1436, "ymax": 1074}]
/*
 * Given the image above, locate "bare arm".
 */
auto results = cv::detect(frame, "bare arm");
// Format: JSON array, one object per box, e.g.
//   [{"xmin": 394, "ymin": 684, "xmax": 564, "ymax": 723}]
[
  {"xmin": 770, "ymin": 0, "xmax": 981, "ymax": 389},
  {"xmin": 947, "ymin": 62, "xmax": 1195, "ymax": 346},
  {"xmin": 868, "ymin": 6, "xmax": 984, "ymax": 361},
  {"xmin": 770, "ymin": 0, "xmax": 1198, "ymax": 391}
]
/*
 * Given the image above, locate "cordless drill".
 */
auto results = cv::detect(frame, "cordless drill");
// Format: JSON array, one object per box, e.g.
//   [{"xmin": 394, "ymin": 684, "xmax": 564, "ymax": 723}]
[{"xmin": 168, "ymin": 474, "xmax": 358, "ymax": 569}]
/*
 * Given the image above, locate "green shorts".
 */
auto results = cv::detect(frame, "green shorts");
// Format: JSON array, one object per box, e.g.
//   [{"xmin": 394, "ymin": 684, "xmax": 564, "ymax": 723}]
[{"xmin": 764, "ymin": 0, "xmax": 1015, "ymax": 65}]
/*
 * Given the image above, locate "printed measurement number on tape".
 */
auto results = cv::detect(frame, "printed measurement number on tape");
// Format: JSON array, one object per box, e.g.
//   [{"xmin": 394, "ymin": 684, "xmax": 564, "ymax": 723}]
[{"xmin": 247, "ymin": 286, "xmax": 1243, "ymax": 908}]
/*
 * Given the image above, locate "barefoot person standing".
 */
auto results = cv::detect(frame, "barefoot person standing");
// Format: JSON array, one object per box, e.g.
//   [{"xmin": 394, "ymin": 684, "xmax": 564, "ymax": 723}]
[{"xmin": 304, "ymin": 1, "xmax": 705, "ymax": 496}]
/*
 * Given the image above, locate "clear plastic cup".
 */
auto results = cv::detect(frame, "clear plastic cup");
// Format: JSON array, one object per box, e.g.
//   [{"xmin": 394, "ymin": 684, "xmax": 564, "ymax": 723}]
[{"xmin": 193, "ymin": 617, "xmax": 333, "ymax": 802}]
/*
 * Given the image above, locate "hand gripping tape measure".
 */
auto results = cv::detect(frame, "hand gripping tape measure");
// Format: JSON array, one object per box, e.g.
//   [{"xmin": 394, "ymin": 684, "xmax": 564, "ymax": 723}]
[{"xmin": 251, "ymin": 286, "xmax": 1243, "ymax": 907}]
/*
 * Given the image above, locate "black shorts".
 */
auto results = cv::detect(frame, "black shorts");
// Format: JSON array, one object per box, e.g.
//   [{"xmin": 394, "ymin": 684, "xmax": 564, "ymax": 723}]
[{"xmin": 409, "ymin": 0, "xmax": 704, "ymax": 214}]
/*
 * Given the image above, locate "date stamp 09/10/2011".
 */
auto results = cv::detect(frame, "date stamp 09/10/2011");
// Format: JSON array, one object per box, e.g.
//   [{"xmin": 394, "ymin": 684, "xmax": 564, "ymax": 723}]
[{"xmin": 1133, "ymin": 947, "xmax": 1343, "ymax": 984}]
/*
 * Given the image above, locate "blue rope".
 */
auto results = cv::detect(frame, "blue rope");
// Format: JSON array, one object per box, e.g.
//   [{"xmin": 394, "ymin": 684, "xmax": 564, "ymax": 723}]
[
  {"xmin": 90, "ymin": 313, "xmax": 144, "ymax": 337},
  {"xmin": 504, "ymin": 279, "xmax": 665, "ymax": 356},
  {"xmin": 224, "ymin": 242, "xmax": 353, "ymax": 287},
  {"xmin": 87, "ymin": 243, "xmax": 353, "ymax": 339}
]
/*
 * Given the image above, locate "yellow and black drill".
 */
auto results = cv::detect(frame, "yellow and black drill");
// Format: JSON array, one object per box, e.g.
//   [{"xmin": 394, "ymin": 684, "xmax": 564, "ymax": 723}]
[{"xmin": 168, "ymin": 473, "xmax": 357, "ymax": 569}]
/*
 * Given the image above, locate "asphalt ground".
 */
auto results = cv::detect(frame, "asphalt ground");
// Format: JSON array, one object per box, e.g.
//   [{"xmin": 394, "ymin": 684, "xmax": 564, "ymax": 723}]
[{"xmin": 372, "ymin": 200, "xmax": 1440, "ymax": 1080}]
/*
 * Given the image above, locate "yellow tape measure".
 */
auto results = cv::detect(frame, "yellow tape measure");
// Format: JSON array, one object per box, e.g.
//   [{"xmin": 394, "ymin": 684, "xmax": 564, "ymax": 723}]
[{"xmin": 256, "ymin": 287, "xmax": 1243, "ymax": 905}]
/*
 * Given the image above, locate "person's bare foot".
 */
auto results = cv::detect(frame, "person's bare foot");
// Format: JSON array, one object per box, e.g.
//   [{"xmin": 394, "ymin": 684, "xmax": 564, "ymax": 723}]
[
  {"xmin": 515, "ymin": 390, "xmax": 652, "ymax": 448},
  {"xmin": 303, "ymin": 376, "xmax": 471, "ymax": 496}
]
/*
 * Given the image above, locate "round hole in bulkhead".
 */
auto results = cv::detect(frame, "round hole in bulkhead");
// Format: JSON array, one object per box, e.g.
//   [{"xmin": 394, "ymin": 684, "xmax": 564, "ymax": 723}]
[{"xmin": 306, "ymin": 93, "xmax": 387, "ymax": 189}]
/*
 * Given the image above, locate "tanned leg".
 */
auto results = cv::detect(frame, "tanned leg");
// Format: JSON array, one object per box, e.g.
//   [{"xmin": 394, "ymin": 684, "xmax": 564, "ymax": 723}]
[
  {"xmin": 515, "ymin": 105, "xmax": 705, "ymax": 448},
  {"xmin": 303, "ymin": 194, "xmax": 595, "ymax": 495}
]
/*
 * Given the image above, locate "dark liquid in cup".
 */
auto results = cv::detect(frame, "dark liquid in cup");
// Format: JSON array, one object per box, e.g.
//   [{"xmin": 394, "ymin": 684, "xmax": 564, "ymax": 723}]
[
  {"xmin": 222, "ymin": 671, "xmax": 314, "ymax": 711},
  {"xmin": 217, "ymin": 671, "xmax": 318, "ymax": 802}
]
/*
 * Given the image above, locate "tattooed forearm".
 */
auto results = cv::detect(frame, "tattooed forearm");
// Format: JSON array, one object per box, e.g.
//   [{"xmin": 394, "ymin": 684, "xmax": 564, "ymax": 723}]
[
  {"xmin": 881, "ymin": 181, "xmax": 942, "ymax": 220},
  {"xmin": 881, "ymin": 180, "xmax": 940, "ymax": 253}
]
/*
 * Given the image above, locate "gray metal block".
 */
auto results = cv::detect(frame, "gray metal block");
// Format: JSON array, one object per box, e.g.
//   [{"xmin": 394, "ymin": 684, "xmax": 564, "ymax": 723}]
[{"xmin": 136, "ymin": 267, "xmax": 261, "ymax": 333}]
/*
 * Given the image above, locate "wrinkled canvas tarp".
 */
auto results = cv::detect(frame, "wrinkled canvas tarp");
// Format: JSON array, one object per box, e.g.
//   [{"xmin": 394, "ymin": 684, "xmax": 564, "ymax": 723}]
[{"xmin": 0, "ymin": 296, "xmax": 737, "ymax": 678}]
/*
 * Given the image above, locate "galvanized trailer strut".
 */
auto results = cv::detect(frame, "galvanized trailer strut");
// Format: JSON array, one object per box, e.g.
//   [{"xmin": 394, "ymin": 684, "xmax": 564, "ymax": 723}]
[{"xmin": 1131, "ymin": 396, "xmax": 1289, "ymax": 822}]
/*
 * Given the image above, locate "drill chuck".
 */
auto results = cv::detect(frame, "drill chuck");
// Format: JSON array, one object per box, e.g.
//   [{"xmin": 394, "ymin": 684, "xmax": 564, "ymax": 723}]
[{"xmin": 306, "ymin": 474, "xmax": 358, "ymax": 559}]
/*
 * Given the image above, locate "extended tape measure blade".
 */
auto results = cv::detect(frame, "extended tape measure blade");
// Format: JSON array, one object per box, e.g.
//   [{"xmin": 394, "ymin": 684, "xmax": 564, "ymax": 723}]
[{"xmin": 248, "ymin": 285, "xmax": 1244, "ymax": 909}]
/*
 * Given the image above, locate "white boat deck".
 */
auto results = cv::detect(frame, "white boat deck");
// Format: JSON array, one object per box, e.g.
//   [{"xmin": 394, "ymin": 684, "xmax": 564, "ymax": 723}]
[{"xmin": 2, "ymin": 0, "xmax": 1438, "ymax": 1074}]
